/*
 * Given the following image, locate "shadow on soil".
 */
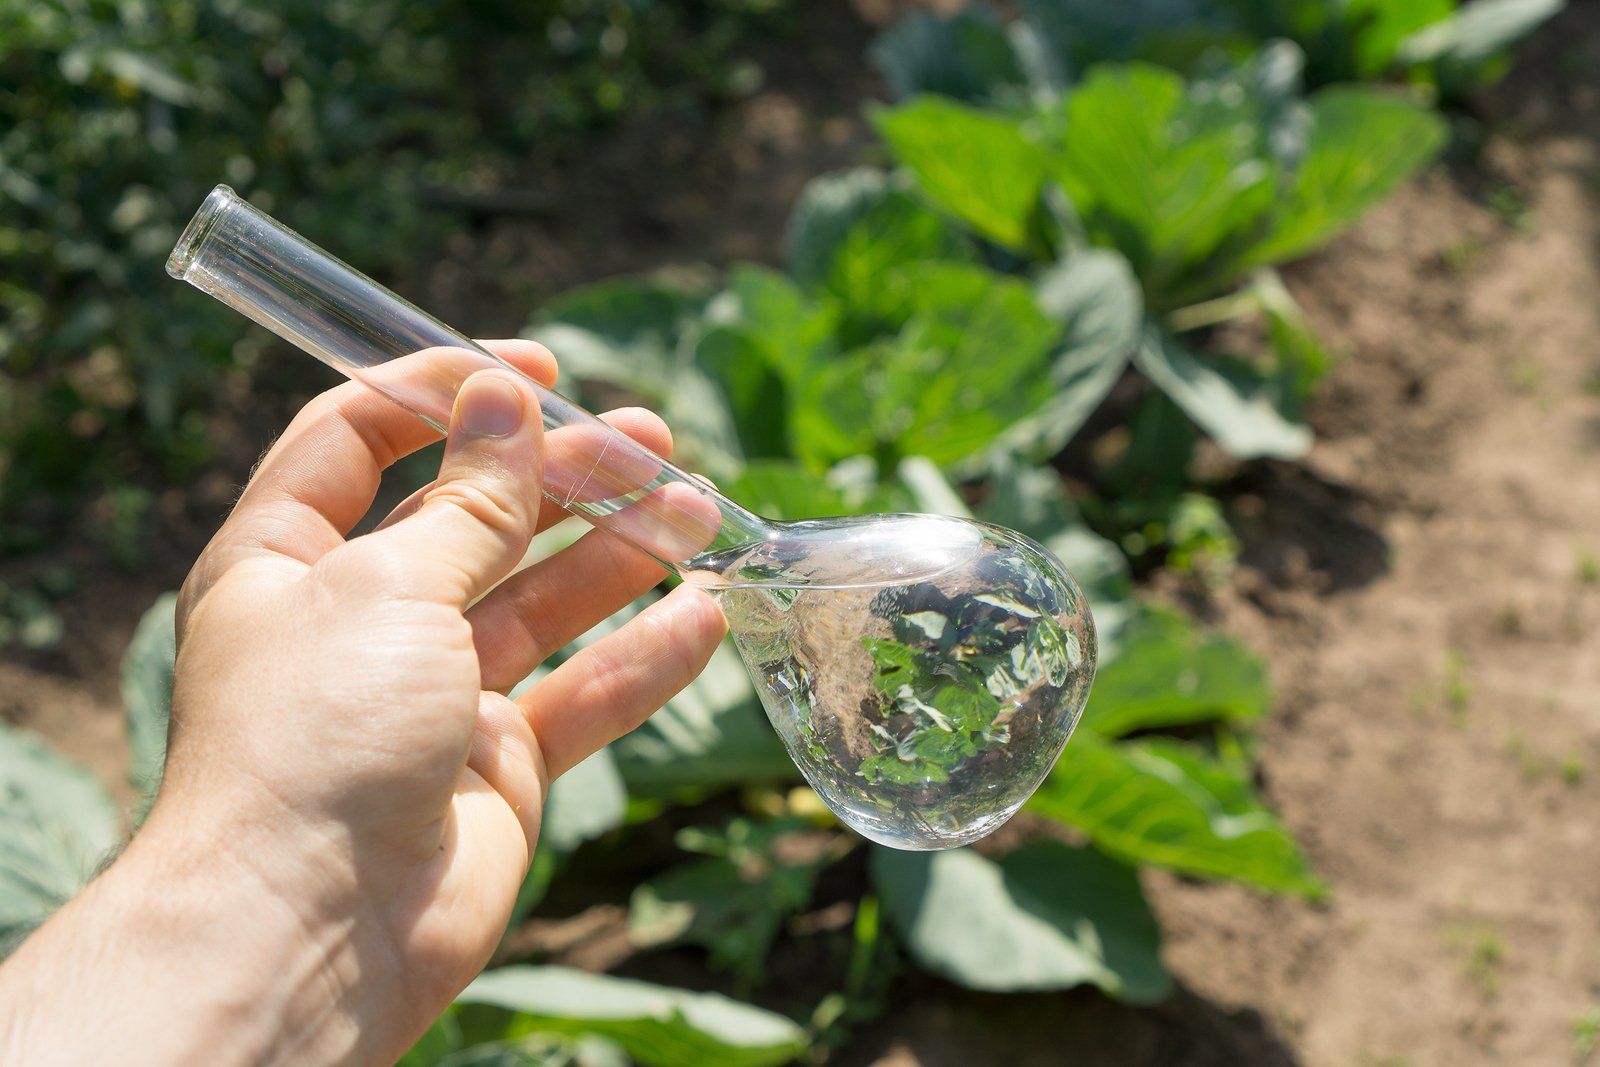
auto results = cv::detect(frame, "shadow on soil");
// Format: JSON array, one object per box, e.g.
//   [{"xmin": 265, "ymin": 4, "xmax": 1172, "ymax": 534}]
[
  {"xmin": 837, "ymin": 977, "xmax": 1301, "ymax": 1067},
  {"xmin": 1230, "ymin": 464, "xmax": 1393, "ymax": 597}
]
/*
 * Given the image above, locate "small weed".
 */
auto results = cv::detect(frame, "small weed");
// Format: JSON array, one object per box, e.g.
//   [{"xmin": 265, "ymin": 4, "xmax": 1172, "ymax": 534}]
[
  {"xmin": 1504, "ymin": 732, "xmax": 1545, "ymax": 782},
  {"xmin": 1561, "ymin": 755, "xmax": 1586, "ymax": 786},
  {"xmin": 1485, "ymin": 183, "xmax": 1534, "ymax": 232},
  {"xmin": 1510, "ymin": 359, "xmax": 1543, "ymax": 394},
  {"xmin": 1576, "ymin": 550, "xmax": 1600, "ymax": 586},
  {"xmin": 1444, "ymin": 651, "xmax": 1471, "ymax": 726},
  {"xmin": 1445, "ymin": 923, "xmax": 1505, "ymax": 996},
  {"xmin": 1441, "ymin": 237, "xmax": 1483, "ymax": 275},
  {"xmin": 1575, "ymin": 1007, "xmax": 1600, "ymax": 1063},
  {"xmin": 1582, "ymin": 369, "xmax": 1600, "ymax": 398}
]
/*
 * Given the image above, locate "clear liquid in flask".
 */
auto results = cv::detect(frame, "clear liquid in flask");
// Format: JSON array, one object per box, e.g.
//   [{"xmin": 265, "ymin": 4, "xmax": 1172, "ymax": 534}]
[{"xmin": 712, "ymin": 520, "xmax": 1096, "ymax": 850}]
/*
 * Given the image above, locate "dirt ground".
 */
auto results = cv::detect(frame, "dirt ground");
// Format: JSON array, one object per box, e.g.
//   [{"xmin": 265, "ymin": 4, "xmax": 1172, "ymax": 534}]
[{"xmin": 6, "ymin": 3, "xmax": 1600, "ymax": 1066}]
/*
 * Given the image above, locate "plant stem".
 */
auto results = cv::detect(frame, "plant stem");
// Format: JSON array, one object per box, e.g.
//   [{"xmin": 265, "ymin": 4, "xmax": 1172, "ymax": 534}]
[{"xmin": 1165, "ymin": 288, "xmax": 1259, "ymax": 333}]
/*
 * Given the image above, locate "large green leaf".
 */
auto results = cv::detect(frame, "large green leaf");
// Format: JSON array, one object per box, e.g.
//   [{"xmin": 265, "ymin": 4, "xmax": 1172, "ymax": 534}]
[
  {"xmin": 785, "ymin": 169, "xmax": 972, "ymax": 306},
  {"xmin": 724, "ymin": 460, "xmax": 904, "ymax": 521},
  {"xmin": 792, "ymin": 263, "xmax": 1060, "ymax": 467},
  {"xmin": 536, "ymin": 277, "xmax": 705, "ymax": 363},
  {"xmin": 701, "ymin": 265, "xmax": 836, "ymax": 381},
  {"xmin": 1190, "ymin": 39, "xmax": 1312, "ymax": 167},
  {"xmin": 0, "ymin": 722, "xmax": 120, "ymax": 955},
  {"xmin": 875, "ymin": 96, "xmax": 1050, "ymax": 251},
  {"xmin": 817, "ymin": 194, "xmax": 977, "ymax": 332},
  {"xmin": 1030, "ymin": 737, "xmax": 1324, "ymax": 896},
  {"xmin": 122, "ymin": 591, "xmax": 177, "ymax": 811},
  {"xmin": 629, "ymin": 818, "xmax": 826, "ymax": 987},
  {"xmin": 985, "ymin": 248, "xmax": 1143, "ymax": 460},
  {"xmin": 456, "ymin": 966, "xmax": 808, "ymax": 1067},
  {"xmin": 1346, "ymin": 0, "xmax": 1457, "ymax": 78},
  {"xmin": 869, "ymin": 8, "xmax": 1024, "ymax": 103},
  {"xmin": 539, "ymin": 749, "xmax": 627, "ymax": 854},
  {"xmin": 1397, "ymin": 0, "xmax": 1564, "ymax": 77},
  {"xmin": 871, "ymin": 841, "xmax": 1170, "ymax": 1002},
  {"xmin": 1081, "ymin": 606, "xmax": 1270, "ymax": 737},
  {"xmin": 1238, "ymin": 87, "xmax": 1446, "ymax": 271},
  {"xmin": 414, "ymin": 1031, "xmax": 629, "ymax": 1067},
  {"xmin": 530, "ymin": 278, "xmax": 744, "ymax": 477},
  {"xmin": 696, "ymin": 267, "xmax": 833, "ymax": 460},
  {"xmin": 786, "ymin": 168, "xmax": 894, "ymax": 289},
  {"xmin": 1053, "ymin": 62, "xmax": 1278, "ymax": 304},
  {"xmin": 1131, "ymin": 326, "xmax": 1312, "ymax": 460}
]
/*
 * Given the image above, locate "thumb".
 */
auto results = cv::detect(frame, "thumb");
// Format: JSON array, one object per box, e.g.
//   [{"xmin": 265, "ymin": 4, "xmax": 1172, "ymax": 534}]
[{"xmin": 361, "ymin": 368, "xmax": 545, "ymax": 607}]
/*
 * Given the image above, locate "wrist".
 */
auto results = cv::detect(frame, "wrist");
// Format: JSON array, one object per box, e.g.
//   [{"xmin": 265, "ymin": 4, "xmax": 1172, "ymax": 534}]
[
  {"xmin": 133, "ymin": 803, "xmax": 370, "ymax": 1063},
  {"xmin": 0, "ymin": 798, "xmax": 372, "ymax": 1067}
]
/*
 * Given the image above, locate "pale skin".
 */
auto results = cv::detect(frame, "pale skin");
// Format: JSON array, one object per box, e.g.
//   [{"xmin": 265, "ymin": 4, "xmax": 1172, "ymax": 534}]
[{"xmin": 0, "ymin": 340, "xmax": 728, "ymax": 1066}]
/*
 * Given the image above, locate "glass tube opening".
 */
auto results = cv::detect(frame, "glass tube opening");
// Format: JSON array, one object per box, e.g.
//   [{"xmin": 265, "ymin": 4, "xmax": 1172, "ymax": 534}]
[{"xmin": 167, "ymin": 184, "xmax": 241, "ymax": 281}]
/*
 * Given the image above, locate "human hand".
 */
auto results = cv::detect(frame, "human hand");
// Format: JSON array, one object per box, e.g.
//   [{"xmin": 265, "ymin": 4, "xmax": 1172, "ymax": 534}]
[{"xmin": 0, "ymin": 341, "xmax": 726, "ymax": 1066}]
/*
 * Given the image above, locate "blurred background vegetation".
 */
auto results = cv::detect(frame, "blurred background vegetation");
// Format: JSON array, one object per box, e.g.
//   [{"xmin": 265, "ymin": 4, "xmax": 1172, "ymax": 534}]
[
  {"xmin": 2, "ymin": 1, "xmax": 1587, "ymax": 1065},
  {"xmin": 0, "ymin": 0, "xmax": 789, "ymax": 549}
]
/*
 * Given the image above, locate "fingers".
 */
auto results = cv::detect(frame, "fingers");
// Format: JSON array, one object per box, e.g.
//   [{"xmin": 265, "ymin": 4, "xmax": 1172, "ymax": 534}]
[
  {"xmin": 237, "ymin": 340, "xmax": 555, "ymax": 543},
  {"xmin": 351, "ymin": 368, "xmax": 545, "ymax": 607},
  {"xmin": 182, "ymin": 341, "xmax": 555, "ymax": 622},
  {"xmin": 465, "ymin": 691, "xmax": 548, "ymax": 853},
  {"xmin": 535, "ymin": 406, "xmax": 673, "ymax": 529},
  {"xmin": 470, "ymin": 528, "xmax": 669, "ymax": 691},
  {"xmin": 514, "ymin": 586, "xmax": 726, "ymax": 779},
  {"xmin": 481, "ymin": 339, "xmax": 558, "ymax": 389},
  {"xmin": 374, "ymin": 406, "xmax": 674, "ymax": 535}
]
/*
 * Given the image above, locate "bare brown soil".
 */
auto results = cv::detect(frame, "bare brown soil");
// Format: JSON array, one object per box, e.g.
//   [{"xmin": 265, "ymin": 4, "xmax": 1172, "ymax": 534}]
[{"xmin": 6, "ymin": 3, "xmax": 1600, "ymax": 1066}]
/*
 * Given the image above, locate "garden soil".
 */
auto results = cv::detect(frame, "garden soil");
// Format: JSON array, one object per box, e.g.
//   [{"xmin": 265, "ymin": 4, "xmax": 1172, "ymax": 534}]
[{"xmin": 5, "ymin": 3, "xmax": 1600, "ymax": 1065}]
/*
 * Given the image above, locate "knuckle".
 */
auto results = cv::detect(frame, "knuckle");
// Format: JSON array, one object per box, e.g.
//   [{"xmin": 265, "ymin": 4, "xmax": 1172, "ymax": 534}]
[
  {"xmin": 637, "ymin": 607, "xmax": 694, "ymax": 675},
  {"xmin": 576, "ymin": 644, "xmax": 641, "ymax": 731},
  {"xmin": 426, "ymin": 478, "xmax": 528, "ymax": 540},
  {"xmin": 506, "ymin": 586, "xmax": 557, "ymax": 665},
  {"xmin": 642, "ymin": 602, "xmax": 711, "ymax": 680}
]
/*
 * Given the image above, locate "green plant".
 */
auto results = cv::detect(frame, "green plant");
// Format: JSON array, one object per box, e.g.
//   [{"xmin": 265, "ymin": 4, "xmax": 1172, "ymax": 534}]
[
  {"xmin": 0, "ymin": 721, "xmax": 121, "ymax": 955},
  {"xmin": 1576, "ymin": 549, "xmax": 1600, "ymax": 585},
  {"xmin": 872, "ymin": 0, "xmax": 1565, "ymax": 104},
  {"xmin": 1444, "ymin": 922, "xmax": 1505, "ymax": 996},
  {"xmin": 868, "ymin": 44, "xmax": 1443, "ymax": 471},
  {"xmin": 1560, "ymin": 755, "xmax": 1585, "ymax": 785},
  {"xmin": 408, "ymin": 968, "xmax": 809, "ymax": 1067},
  {"xmin": 629, "ymin": 816, "xmax": 845, "ymax": 994},
  {"xmin": 1575, "ymin": 1007, "xmax": 1600, "ymax": 1063},
  {"xmin": 1444, "ymin": 649, "xmax": 1472, "ymax": 724}
]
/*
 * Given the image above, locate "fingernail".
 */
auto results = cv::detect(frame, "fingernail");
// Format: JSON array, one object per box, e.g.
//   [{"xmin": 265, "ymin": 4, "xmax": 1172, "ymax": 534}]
[{"xmin": 458, "ymin": 373, "xmax": 523, "ymax": 438}]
